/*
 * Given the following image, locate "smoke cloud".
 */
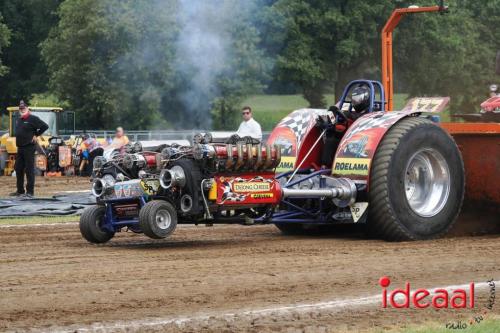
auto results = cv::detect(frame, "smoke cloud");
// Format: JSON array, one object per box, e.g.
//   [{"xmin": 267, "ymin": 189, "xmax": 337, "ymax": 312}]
[{"xmin": 173, "ymin": 0, "xmax": 237, "ymax": 128}]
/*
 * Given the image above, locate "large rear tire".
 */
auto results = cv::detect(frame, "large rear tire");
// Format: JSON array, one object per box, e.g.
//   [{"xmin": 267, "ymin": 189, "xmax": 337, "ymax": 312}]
[
  {"xmin": 139, "ymin": 200, "xmax": 177, "ymax": 239},
  {"xmin": 368, "ymin": 117, "xmax": 464, "ymax": 241},
  {"xmin": 79, "ymin": 205, "xmax": 115, "ymax": 244}
]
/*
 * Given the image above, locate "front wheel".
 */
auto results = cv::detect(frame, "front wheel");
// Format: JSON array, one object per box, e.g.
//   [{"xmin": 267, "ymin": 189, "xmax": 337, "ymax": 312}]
[
  {"xmin": 79, "ymin": 205, "xmax": 115, "ymax": 244},
  {"xmin": 139, "ymin": 200, "xmax": 177, "ymax": 239},
  {"xmin": 368, "ymin": 117, "xmax": 465, "ymax": 241}
]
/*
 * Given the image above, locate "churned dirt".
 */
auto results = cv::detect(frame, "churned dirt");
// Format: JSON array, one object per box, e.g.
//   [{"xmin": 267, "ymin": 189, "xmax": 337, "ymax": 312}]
[
  {"xmin": 0, "ymin": 176, "xmax": 90, "ymax": 197},
  {"xmin": 0, "ymin": 223, "xmax": 498, "ymax": 332}
]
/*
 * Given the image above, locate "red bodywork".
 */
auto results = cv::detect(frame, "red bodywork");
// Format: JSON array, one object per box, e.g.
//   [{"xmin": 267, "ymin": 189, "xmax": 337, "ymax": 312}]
[
  {"xmin": 480, "ymin": 96, "xmax": 500, "ymax": 112},
  {"xmin": 267, "ymin": 107, "xmax": 418, "ymax": 187},
  {"xmin": 215, "ymin": 172, "xmax": 282, "ymax": 206},
  {"xmin": 143, "ymin": 152, "xmax": 158, "ymax": 168},
  {"xmin": 267, "ymin": 108, "xmax": 329, "ymax": 173},
  {"xmin": 331, "ymin": 111, "xmax": 415, "ymax": 183},
  {"xmin": 452, "ymin": 96, "xmax": 500, "ymax": 122},
  {"xmin": 441, "ymin": 122, "xmax": 500, "ymax": 208}
]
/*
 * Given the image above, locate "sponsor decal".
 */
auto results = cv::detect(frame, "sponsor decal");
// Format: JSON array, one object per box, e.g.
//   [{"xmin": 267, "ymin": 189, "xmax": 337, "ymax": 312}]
[
  {"xmin": 332, "ymin": 211, "xmax": 352, "ymax": 221},
  {"xmin": 343, "ymin": 135, "xmax": 369, "ymax": 158},
  {"xmin": 122, "ymin": 184, "xmax": 131, "ymax": 197},
  {"xmin": 350, "ymin": 202, "xmax": 368, "ymax": 223},
  {"xmin": 333, "ymin": 158, "xmax": 371, "ymax": 176},
  {"xmin": 114, "ymin": 184, "xmax": 123, "ymax": 198},
  {"xmin": 233, "ymin": 182, "xmax": 271, "ymax": 192},
  {"xmin": 276, "ymin": 156, "xmax": 296, "ymax": 173},
  {"xmin": 403, "ymin": 97, "xmax": 450, "ymax": 113},
  {"xmin": 250, "ymin": 193, "xmax": 274, "ymax": 199},
  {"xmin": 141, "ymin": 179, "xmax": 160, "ymax": 195}
]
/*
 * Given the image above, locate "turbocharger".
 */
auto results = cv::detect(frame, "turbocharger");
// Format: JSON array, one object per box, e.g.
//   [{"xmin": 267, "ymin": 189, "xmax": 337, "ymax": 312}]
[
  {"xmin": 91, "ymin": 174, "xmax": 116, "ymax": 197},
  {"xmin": 159, "ymin": 165, "xmax": 186, "ymax": 189}
]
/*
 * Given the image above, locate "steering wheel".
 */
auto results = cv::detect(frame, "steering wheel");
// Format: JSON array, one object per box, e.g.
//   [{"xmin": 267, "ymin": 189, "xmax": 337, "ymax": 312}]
[{"xmin": 329, "ymin": 105, "xmax": 351, "ymax": 124}]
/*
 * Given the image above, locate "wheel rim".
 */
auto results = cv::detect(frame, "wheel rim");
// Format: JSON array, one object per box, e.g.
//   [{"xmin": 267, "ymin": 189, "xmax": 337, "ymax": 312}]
[
  {"xmin": 404, "ymin": 148, "xmax": 450, "ymax": 217},
  {"xmin": 155, "ymin": 209, "xmax": 172, "ymax": 230}
]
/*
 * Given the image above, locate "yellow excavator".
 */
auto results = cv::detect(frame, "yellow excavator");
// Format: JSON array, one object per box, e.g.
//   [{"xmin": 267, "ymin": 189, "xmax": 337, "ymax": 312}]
[{"xmin": 0, "ymin": 106, "xmax": 76, "ymax": 176}]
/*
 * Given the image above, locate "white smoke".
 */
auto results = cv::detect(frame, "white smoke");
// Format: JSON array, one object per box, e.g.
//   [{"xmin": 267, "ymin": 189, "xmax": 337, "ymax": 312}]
[{"xmin": 174, "ymin": 0, "xmax": 246, "ymax": 128}]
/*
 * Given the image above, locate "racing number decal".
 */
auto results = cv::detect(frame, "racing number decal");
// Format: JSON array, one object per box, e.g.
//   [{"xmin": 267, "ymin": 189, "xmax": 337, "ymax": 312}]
[{"xmin": 141, "ymin": 180, "xmax": 160, "ymax": 195}]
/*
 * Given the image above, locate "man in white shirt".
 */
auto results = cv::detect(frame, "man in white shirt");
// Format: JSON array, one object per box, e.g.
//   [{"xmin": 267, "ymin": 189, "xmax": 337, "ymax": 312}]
[{"xmin": 236, "ymin": 106, "xmax": 262, "ymax": 141}]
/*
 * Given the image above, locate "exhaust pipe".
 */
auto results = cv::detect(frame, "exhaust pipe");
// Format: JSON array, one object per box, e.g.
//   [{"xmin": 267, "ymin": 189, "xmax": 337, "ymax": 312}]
[
  {"xmin": 159, "ymin": 165, "xmax": 186, "ymax": 189},
  {"xmin": 91, "ymin": 175, "xmax": 115, "ymax": 197},
  {"xmin": 282, "ymin": 177, "xmax": 357, "ymax": 207},
  {"xmin": 122, "ymin": 153, "xmax": 146, "ymax": 170},
  {"xmin": 180, "ymin": 194, "xmax": 193, "ymax": 213}
]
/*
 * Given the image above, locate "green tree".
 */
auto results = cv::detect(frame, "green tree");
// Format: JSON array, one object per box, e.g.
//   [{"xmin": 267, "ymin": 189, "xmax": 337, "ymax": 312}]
[
  {"xmin": 263, "ymin": 0, "xmax": 393, "ymax": 107},
  {"xmin": 0, "ymin": 14, "xmax": 10, "ymax": 77},
  {"xmin": 41, "ymin": 0, "xmax": 177, "ymax": 129},
  {"xmin": 0, "ymin": 0, "xmax": 61, "ymax": 108},
  {"xmin": 395, "ymin": 0, "xmax": 500, "ymax": 113},
  {"xmin": 209, "ymin": 1, "xmax": 271, "ymax": 130}
]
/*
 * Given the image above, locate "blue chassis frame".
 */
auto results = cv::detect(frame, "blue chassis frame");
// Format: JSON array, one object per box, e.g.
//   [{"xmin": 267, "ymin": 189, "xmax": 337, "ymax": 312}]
[
  {"xmin": 101, "ymin": 196, "xmax": 146, "ymax": 233},
  {"xmin": 100, "ymin": 168, "xmax": 355, "ymax": 233}
]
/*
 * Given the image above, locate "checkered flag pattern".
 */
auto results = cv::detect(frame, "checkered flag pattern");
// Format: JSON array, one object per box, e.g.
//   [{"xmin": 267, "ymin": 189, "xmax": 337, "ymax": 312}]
[{"xmin": 278, "ymin": 109, "xmax": 328, "ymax": 148}]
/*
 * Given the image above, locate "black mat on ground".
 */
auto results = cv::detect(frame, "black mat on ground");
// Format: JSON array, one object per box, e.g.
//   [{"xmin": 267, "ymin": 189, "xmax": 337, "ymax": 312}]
[{"xmin": 0, "ymin": 192, "xmax": 95, "ymax": 217}]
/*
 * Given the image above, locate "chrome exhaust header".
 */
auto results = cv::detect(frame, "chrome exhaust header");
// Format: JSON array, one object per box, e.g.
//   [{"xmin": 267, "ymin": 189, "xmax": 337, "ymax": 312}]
[
  {"xmin": 91, "ymin": 175, "xmax": 116, "ymax": 197},
  {"xmin": 282, "ymin": 177, "xmax": 357, "ymax": 207},
  {"xmin": 159, "ymin": 165, "xmax": 186, "ymax": 189}
]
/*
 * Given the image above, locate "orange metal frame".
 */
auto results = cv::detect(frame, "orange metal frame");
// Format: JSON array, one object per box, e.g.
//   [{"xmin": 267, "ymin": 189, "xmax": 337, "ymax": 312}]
[
  {"xmin": 381, "ymin": 5, "xmax": 500, "ymax": 208},
  {"xmin": 381, "ymin": 6, "xmax": 445, "ymax": 110}
]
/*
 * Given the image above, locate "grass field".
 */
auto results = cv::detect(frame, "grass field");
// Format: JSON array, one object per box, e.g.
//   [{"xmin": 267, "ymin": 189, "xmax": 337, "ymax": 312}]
[
  {"xmin": 387, "ymin": 316, "xmax": 500, "ymax": 333},
  {"xmin": 243, "ymin": 93, "xmax": 410, "ymax": 131}
]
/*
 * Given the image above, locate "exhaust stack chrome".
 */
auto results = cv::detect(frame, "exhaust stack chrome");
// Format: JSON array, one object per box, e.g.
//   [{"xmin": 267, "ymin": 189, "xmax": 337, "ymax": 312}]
[
  {"xmin": 91, "ymin": 175, "xmax": 116, "ymax": 197},
  {"xmin": 282, "ymin": 177, "xmax": 357, "ymax": 207},
  {"xmin": 159, "ymin": 165, "xmax": 186, "ymax": 189}
]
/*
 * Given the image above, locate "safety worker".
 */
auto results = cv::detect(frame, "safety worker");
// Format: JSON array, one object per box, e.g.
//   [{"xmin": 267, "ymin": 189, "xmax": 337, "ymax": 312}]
[
  {"xmin": 10, "ymin": 100, "xmax": 48, "ymax": 198},
  {"xmin": 107, "ymin": 126, "xmax": 130, "ymax": 149},
  {"xmin": 79, "ymin": 134, "xmax": 103, "ymax": 176},
  {"xmin": 236, "ymin": 106, "xmax": 262, "ymax": 141}
]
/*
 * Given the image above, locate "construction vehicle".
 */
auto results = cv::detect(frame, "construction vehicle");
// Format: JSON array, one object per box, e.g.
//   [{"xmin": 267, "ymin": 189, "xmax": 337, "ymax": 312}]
[
  {"xmin": 0, "ymin": 106, "xmax": 75, "ymax": 176},
  {"xmin": 79, "ymin": 1, "xmax": 498, "ymax": 244}
]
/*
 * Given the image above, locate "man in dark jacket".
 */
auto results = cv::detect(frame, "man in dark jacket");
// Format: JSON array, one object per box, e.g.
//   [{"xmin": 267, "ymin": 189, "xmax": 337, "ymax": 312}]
[{"xmin": 10, "ymin": 101, "xmax": 49, "ymax": 197}]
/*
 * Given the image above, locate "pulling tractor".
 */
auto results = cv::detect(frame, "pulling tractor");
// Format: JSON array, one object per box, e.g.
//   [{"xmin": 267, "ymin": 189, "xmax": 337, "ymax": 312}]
[
  {"xmin": 80, "ymin": 1, "xmax": 499, "ymax": 244},
  {"xmin": 0, "ymin": 106, "xmax": 76, "ymax": 176},
  {"xmin": 80, "ymin": 79, "xmax": 465, "ymax": 243}
]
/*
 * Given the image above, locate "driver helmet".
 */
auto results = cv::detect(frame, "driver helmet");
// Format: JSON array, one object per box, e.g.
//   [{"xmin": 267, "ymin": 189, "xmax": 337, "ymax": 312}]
[{"xmin": 351, "ymin": 85, "xmax": 370, "ymax": 113}]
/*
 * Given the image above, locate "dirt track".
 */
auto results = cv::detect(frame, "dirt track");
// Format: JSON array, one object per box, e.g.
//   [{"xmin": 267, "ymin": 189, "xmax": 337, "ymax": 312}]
[
  {"xmin": 0, "ymin": 176, "xmax": 90, "ymax": 197},
  {"xmin": 0, "ymin": 223, "xmax": 499, "ymax": 332}
]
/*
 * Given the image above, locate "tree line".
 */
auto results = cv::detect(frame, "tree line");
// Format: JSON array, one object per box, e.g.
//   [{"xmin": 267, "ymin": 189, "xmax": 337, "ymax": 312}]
[{"xmin": 0, "ymin": 0, "xmax": 498, "ymax": 130}]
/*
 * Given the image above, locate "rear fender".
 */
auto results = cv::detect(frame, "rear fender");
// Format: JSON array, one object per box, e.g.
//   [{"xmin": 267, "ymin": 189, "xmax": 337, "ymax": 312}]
[{"xmin": 331, "ymin": 111, "xmax": 419, "ymax": 185}]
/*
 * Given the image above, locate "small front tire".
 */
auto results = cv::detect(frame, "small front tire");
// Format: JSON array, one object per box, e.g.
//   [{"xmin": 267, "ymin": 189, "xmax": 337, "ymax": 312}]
[
  {"xmin": 139, "ymin": 200, "xmax": 177, "ymax": 239},
  {"xmin": 79, "ymin": 205, "xmax": 115, "ymax": 244}
]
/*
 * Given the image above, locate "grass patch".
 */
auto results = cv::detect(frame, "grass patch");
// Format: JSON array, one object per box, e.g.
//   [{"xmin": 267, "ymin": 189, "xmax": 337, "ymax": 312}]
[
  {"xmin": 243, "ymin": 93, "xmax": 410, "ymax": 131},
  {"xmin": 377, "ymin": 316, "xmax": 500, "ymax": 333},
  {"xmin": 0, "ymin": 215, "xmax": 79, "ymax": 225}
]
